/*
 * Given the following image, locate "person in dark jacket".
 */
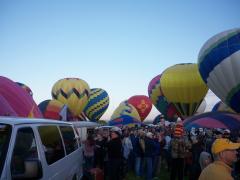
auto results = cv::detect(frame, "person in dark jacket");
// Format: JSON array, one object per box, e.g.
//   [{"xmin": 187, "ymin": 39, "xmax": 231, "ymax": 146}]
[{"xmin": 107, "ymin": 127, "xmax": 123, "ymax": 180}]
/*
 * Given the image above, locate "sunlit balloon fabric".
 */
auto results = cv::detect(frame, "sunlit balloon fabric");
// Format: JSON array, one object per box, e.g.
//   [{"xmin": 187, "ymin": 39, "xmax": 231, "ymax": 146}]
[
  {"xmin": 198, "ymin": 28, "xmax": 240, "ymax": 113},
  {"xmin": 38, "ymin": 99, "xmax": 65, "ymax": 120},
  {"xmin": 84, "ymin": 88, "xmax": 109, "ymax": 121},
  {"xmin": 161, "ymin": 64, "xmax": 208, "ymax": 118},
  {"xmin": 51, "ymin": 78, "xmax": 90, "ymax": 117},
  {"xmin": 16, "ymin": 82, "xmax": 33, "ymax": 97},
  {"xmin": 111, "ymin": 101, "xmax": 140, "ymax": 120},
  {"xmin": 148, "ymin": 74, "xmax": 179, "ymax": 120},
  {"xmin": 183, "ymin": 111, "xmax": 240, "ymax": 131},
  {"xmin": 128, "ymin": 95, "xmax": 152, "ymax": 121},
  {"xmin": 0, "ymin": 76, "xmax": 42, "ymax": 118}
]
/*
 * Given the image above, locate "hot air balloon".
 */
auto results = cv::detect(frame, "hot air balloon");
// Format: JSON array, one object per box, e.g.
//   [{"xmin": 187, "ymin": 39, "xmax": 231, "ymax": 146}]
[
  {"xmin": 183, "ymin": 112, "xmax": 240, "ymax": 131},
  {"xmin": 148, "ymin": 74, "xmax": 180, "ymax": 121},
  {"xmin": 0, "ymin": 76, "xmax": 42, "ymax": 118},
  {"xmin": 16, "ymin": 82, "xmax": 33, "ymax": 96},
  {"xmin": 198, "ymin": 28, "xmax": 240, "ymax": 113},
  {"xmin": 38, "ymin": 99, "xmax": 67, "ymax": 120},
  {"xmin": 84, "ymin": 88, "xmax": 110, "ymax": 121},
  {"xmin": 51, "ymin": 78, "xmax": 90, "ymax": 117},
  {"xmin": 108, "ymin": 115, "xmax": 142, "ymax": 127},
  {"xmin": 128, "ymin": 95, "xmax": 152, "ymax": 121},
  {"xmin": 161, "ymin": 63, "xmax": 208, "ymax": 119},
  {"xmin": 111, "ymin": 101, "xmax": 140, "ymax": 120},
  {"xmin": 0, "ymin": 94, "xmax": 17, "ymax": 116}
]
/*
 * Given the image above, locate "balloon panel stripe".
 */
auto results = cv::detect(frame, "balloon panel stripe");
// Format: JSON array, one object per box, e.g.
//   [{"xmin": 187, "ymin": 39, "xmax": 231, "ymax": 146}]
[{"xmin": 199, "ymin": 33, "xmax": 240, "ymax": 82}]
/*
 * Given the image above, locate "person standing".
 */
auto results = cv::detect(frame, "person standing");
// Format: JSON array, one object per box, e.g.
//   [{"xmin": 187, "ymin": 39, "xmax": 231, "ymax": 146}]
[
  {"xmin": 199, "ymin": 138, "xmax": 240, "ymax": 180},
  {"xmin": 107, "ymin": 127, "xmax": 123, "ymax": 180}
]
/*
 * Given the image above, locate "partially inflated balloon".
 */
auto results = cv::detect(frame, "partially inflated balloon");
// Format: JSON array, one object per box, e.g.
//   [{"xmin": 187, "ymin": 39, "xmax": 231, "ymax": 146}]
[
  {"xmin": 0, "ymin": 76, "xmax": 42, "ymax": 118},
  {"xmin": 148, "ymin": 74, "xmax": 180, "ymax": 121},
  {"xmin": 128, "ymin": 95, "xmax": 152, "ymax": 121},
  {"xmin": 0, "ymin": 94, "xmax": 17, "ymax": 116},
  {"xmin": 111, "ymin": 101, "xmax": 140, "ymax": 120},
  {"xmin": 16, "ymin": 82, "xmax": 33, "ymax": 96},
  {"xmin": 161, "ymin": 64, "xmax": 208, "ymax": 119},
  {"xmin": 84, "ymin": 88, "xmax": 109, "ymax": 121},
  {"xmin": 51, "ymin": 78, "xmax": 90, "ymax": 117},
  {"xmin": 38, "ymin": 99, "xmax": 65, "ymax": 120},
  {"xmin": 198, "ymin": 28, "xmax": 240, "ymax": 113}
]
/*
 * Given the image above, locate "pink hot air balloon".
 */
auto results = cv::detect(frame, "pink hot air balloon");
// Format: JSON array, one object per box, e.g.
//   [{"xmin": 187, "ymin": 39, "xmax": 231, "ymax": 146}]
[
  {"xmin": 0, "ymin": 76, "xmax": 42, "ymax": 118},
  {"xmin": 128, "ymin": 95, "xmax": 152, "ymax": 121},
  {"xmin": 0, "ymin": 94, "xmax": 17, "ymax": 116}
]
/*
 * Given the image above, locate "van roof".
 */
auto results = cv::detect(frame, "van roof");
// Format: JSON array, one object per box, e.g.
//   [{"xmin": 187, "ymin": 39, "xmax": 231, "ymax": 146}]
[
  {"xmin": 0, "ymin": 116, "xmax": 72, "ymax": 126},
  {"xmin": 71, "ymin": 121, "xmax": 100, "ymax": 128}
]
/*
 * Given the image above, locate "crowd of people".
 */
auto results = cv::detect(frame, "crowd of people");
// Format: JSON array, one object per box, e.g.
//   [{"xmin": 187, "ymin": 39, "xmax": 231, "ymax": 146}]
[{"xmin": 81, "ymin": 120, "xmax": 240, "ymax": 180}]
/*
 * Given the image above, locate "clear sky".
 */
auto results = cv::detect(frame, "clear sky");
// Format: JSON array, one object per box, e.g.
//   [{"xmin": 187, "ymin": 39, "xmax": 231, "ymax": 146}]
[{"xmin": 0, "ymin": 0, "xmax": 239, "ymax": 121}]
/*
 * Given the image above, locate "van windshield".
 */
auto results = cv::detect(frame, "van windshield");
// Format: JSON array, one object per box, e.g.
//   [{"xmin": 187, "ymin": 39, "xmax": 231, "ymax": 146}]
[{"xmin": 0, "ymin": 124, "xmax": 12, "ymax": 177}]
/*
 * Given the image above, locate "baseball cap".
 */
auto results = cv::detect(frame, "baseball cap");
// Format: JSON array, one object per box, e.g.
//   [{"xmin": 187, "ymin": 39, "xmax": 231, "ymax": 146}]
[
  {"xmin": 211, "ymin": 138, "xmax": 240, "ymax": 154},
  {"xmin": 111, "ymin": 126, "xmax": 122, "ymax": 136}
]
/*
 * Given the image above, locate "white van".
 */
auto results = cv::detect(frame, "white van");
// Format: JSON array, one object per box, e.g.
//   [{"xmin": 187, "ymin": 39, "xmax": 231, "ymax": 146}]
[{"xmin": 0, "ymin": 117, "xmax": 83, "ymax": 180}]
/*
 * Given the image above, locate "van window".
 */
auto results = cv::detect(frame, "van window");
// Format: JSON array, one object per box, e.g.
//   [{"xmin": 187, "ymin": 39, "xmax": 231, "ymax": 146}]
[
  {"xmin": 59, "ymin": 126, "xmax": 78, "ymax": 154},
  {"xmin": 0, "ymin": 124, "xmax": 12, "ymax": 177},
  {"xmin": 38, "ymin": 126, "xmax": 65, "ymax": 165},
  {"xmin": 11, "ymin": 127, "xmax": 38, "ymax": 175}
]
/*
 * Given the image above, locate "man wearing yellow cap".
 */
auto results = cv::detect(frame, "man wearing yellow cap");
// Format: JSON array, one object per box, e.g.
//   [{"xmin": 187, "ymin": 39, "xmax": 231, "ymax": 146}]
[{"xmin": 199, "ymin": 138, "xmax": 240, "ymax": 180}]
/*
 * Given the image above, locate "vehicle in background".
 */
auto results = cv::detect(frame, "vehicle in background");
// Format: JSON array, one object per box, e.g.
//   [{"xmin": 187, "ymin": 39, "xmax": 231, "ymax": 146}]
[
  {"xmin": 71, "ymin": 121, "xmax": 101, "ymax": 142},
  {"xmin": 0, "ymin": 117, "xmax": 83, "ymax": 180}
]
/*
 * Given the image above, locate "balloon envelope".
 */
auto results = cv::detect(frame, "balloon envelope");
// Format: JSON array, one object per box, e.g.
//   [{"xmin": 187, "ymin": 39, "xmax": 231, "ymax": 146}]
[
  {"xmin": 111, "ymin": 101, "xmax": 140, "ymax": 120},
  {"xmin": 183, "ymin": 111, "xmax": 240, "ymax": 131},
  {"xmin": 161, "ymin": 63, "xmax": 208, "ymax": 118},
  {"xmin": 84, "ymin": 88, "xmax": 109, "ymax": 121},
  {"xmin": 51, "ymin": 78, "xmax": 90, "ymax": 117},
  {"xmin": 0, "ymin": 76, "xmax": 42, "ymax": 118},
  {"xmin": 0, "ymin": 94, "xmax": 17, "ymax": 116},
  {"xmin": 128, "ymin": 95, "xmax": 152, "ymax": 121},
  {"xmin": 198, "ymin": 28, "xmax": 240, "ymax": 113},
  {"xmin": 148, "ymin": 74, "xmax": 179, "ymax": 121},
  {"xmin": 16, "ymin": 82, "xmax": 33, "ymax": 96},
  {"xmin": 108, "ymin": 115, "xmax": 142, "ymax": 127},
  {"xmin": 38, "ymin": 99, "xmax": 65, "ymax": 120},
  {"xmin": 212, "ymin": 101, "xmax": 234, "ymax": 113}
]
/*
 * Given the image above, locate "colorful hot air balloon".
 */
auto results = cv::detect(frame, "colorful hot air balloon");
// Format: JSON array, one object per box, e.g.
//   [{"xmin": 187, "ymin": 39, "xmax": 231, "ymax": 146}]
[
  {"xmin": 0, "ymin": 76, "xmax": 42, "ymax": 118},
  {"xmin": 195, "ymin": 99, "xmax": 207, "ymax": 115},
  {"xmin": 183, "ymin": 112, "xmax": 240, "ymax": 131},
  {"xmin": 84, "ymin": 88, "xmax": 109, "ymax": 121},
  {"xmin": 111, "ymin": 101, "xmax": 140, "ymax": 120},
  {"xmin": 161, "ymin": 63, "xmax": 208, "ymax": 119},
  {"xmin": 128, "ymin": 95, "xmax": 152, "ymax": 121},
  {"xmin": 148, "ymin": 74, "xmax": 180, "ymax": 121},
  {"xmin": 108, "ymin": 115, "xmax": 142, "ymax": 127},
  {"xmin": 51, "ymin": 78, "xmax": 90, "ymax": 117},
  {"xmin": 0, "ymin": 94, "xmax": 17, "ymax": 116},
  {"xmin": 198, "ymin": 28, "xmax": 240, "ymax": 113},
  {"xmin": 38, "ymin": 99, "xmax": 66, "ymax": 120},
  {"xmin": 16, "ymin": 82, "xmax": 33, "ymax": 96}
]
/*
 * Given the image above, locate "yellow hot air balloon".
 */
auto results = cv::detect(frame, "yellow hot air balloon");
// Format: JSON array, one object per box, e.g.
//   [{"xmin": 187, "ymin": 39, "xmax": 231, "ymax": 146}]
[
  {"xmin": 111, "ymin": 101, "xmax": 140, "ymax": 120},
  {"xmin": 161, "ymin": 63, "xmax": 208, "ymax": 119},
  {"xmin": 51, "ymin": 78, "xmax": 90, "ymax": 117}
]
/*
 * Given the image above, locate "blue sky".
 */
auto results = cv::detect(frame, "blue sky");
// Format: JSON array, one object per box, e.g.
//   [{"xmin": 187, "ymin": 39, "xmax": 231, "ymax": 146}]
[{"xmin": 0, "ymin": 0, "xmax": 239, "ymax": 120}]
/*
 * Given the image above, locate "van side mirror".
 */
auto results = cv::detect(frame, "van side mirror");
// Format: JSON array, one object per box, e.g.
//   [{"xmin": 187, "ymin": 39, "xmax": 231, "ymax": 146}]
[{"xmin": 12, "ymin": 159, "xmax": 43, "ymax": 179}]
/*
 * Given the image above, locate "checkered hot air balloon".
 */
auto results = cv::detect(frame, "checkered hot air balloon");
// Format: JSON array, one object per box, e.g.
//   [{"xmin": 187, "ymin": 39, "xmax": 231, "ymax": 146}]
[
  {"xmin": 51, "ymin": 78, "xmax": 90, "ymax": 117},
  {"xmin": 198, "ymin": 28, "xmax": 240, "ymax": 113},
  {"xmin": 84, "ymin": 88, "xmax": 110, "ymax": 121}
]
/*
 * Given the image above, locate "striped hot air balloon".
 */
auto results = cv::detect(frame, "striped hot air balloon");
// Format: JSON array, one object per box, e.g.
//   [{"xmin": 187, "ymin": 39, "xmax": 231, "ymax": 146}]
[
  {"xmin": 84, "ymin": 88, "xmax": 110, "ymax": 121},
  {"xmin": 198, "ymin": 28, "xmax": 240, "ymax": 113}
]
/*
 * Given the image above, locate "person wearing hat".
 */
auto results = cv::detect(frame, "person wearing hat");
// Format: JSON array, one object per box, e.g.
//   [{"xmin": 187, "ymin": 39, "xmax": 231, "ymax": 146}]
[
  {"xmin": 199, "ymin": 138, "xmax": 240, "ymax": 180},
  {"xmin": 107, "ymin": 127, "xmax": 123, "ymax": 180}
]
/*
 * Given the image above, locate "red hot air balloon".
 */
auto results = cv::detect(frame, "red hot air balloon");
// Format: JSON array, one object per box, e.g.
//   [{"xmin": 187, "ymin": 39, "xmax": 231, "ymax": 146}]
[
  {"xmin": 0, "ymin": 76, "xmax": 42, "ymax": 118},
  {"xmin": 128, "ymin": 95, "xmax": 152, "ymax": 121}
]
